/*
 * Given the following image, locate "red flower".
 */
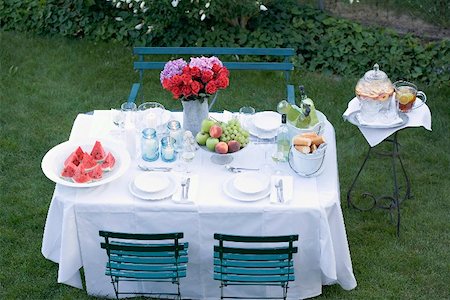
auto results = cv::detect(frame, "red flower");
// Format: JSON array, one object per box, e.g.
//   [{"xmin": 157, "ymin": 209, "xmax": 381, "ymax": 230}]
[
  {"xmin": 191, "ymin": 81, "xmax": 202, "ymax": 95},
  {"xmin": 201, "ymin": 69, "xmax": 214, "ymax": 83},
  {"xmin": 218, "ymin": 67, "xmax": 229, "ymax": 78},
  {"xmin": 205, "ymin": 81, "xmax": 218, "ymax": 94},
  {"xmin": 182, "ymin": 85, "xmax": 192, "ymax": 97},
  {"xmin": 212, "ymin": 63, "xmax": 222, "ymax": 73},
  {"xmin": 171, "ymin": 86, "xmax": 182, "ymax": 99},
  {"xmin": 162, "ymin": 78, "xmax": 171, "ymax": 89},
  {"xmin": 181, "ymin": 73, "xmax": 193, "ymax": 85},
  {"xmin": 216, "ymin": 76, "xmax": 229, "ymax": 89},
  {"xmin": 190, "ymin": 66, "xmax": 201, "ymax": 78}
]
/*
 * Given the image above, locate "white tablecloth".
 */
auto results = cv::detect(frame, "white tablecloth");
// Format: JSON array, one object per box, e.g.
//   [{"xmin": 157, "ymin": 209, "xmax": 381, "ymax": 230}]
[{"xmin": 42, "ymin": 111, "xmax": 357, "ymax": 299}]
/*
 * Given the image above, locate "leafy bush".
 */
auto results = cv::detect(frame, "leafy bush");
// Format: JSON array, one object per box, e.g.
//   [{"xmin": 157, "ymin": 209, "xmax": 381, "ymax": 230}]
[{"xmin": 1, "ymin": 0, "xmax": 448, "ymax": 85}]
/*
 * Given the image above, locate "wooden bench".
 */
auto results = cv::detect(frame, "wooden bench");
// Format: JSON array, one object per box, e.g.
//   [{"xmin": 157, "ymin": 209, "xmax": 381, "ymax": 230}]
[{"xmin": 128, "ymin": 47, "xmax": 296, "ymax": 109}]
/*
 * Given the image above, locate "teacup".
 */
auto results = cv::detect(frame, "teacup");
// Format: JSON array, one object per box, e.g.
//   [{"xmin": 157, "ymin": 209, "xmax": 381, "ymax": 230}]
[{"xmin": 393, "ymin": 81, "xmax": 427, "ymax": 113}]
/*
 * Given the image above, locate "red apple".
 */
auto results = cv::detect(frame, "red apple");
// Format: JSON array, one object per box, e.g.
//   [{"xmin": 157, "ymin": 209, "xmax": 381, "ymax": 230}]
[
  {"xmin": 227, "ymin": 140, "xmax": 241, "ymax": 153},
  {"xmin": 209, "ymin": 124, "xmax": 223, "ymax": 138},
  {"xmin": 215, "ymin": 141, "xmax": 228, "ymax": 154}
]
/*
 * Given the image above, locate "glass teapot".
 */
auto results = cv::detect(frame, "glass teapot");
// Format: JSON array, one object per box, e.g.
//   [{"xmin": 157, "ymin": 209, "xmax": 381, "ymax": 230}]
[{"xmin": 355, "ymin": 64, "xmax": 396, "ymax": 123}]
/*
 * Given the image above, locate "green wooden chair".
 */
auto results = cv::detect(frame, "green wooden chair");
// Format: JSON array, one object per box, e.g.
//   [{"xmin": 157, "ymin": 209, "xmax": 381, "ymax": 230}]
[
  {"xmin": 128, "ymin": 47, "xmax": 296, "ymax": 109},
  {"xmin": 99, "ymin": 231, "xmax": 188, "ymax": 300},
  {"xmin": 213, "ymin": 233, "xmax": 299, "ymax": 300}
]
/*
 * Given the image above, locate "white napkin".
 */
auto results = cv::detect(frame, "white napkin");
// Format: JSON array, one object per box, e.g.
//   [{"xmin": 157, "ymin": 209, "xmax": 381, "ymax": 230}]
[
  {"xmin": 343, "ymin": 97, "xmax": 432, "ymax": 147},
  {"xmin": 270, "ymin": 175, "xmax": 293, "ymax": 204},
  {"xmin": 91, "ymin": 110, "xmax": 116, "ymax": 138},
  {"xmin": 355, "ymin": 113, "xmax": 403, "ymax": 127},
  {"xmin": 172, "ymin": 174, "xmax": 198, "ymax": 204},
  {"xmin": 222, "ymin": 110, "xmax": 235, "ymax": 123}
]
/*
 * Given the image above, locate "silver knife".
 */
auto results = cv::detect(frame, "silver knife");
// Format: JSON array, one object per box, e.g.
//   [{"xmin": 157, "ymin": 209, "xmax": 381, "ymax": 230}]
[
  {"xmin": 278, "ymin": 179, "xmax": 285, "ymax": 203},
  {"xmin": 185, "ymin": 178, "xmax": 191, "ymax": 200},
  {"xmin": 138, "ymin": 165, "xmax": 172, "ymax": 172}
]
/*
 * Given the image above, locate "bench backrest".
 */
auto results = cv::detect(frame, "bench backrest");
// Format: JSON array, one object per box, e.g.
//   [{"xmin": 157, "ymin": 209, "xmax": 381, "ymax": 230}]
[{"xmin": 131, "ymin": 47, "xmax": 296, "ymax": 107}]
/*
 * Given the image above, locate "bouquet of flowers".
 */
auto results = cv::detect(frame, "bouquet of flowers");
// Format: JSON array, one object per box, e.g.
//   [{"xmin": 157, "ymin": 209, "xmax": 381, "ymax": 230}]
[{"xmin": 160, "ymin": 56, "xmax": 230, "ymax": 101}]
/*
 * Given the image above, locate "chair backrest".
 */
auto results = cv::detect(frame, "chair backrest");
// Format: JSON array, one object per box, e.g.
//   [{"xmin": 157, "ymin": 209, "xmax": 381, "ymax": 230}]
[
  {"xmin": 99, "ymin": 231, "xmax": 188, "ymax": 281},
  {"xmin": 130, "ymin": 47, "xmax": 296, "ymax": 106},
  {"xmin": 213, "ymin": 233, "xmax": 298, "ymax": 286}
]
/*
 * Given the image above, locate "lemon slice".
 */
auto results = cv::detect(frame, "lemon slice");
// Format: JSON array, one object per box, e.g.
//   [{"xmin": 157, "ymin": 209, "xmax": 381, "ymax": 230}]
[{"xmin": 399, "ymin": 93, "xmax": 415, "ymax": 105}]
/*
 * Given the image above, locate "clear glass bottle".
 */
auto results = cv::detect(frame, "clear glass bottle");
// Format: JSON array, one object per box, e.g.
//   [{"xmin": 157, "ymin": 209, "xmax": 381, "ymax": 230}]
[
  {"xmin": 275, "ymin": 114, "xmax": 290, "ymax": 162},
  {"xmin": 160, "ymin": 136, "xmax": 176, "ymax": 162},
  {"xmin": 141, "ymin": 128, "xmax": 159, "ymax": 162},
  {"xmin": 167, "ymin": 120, "xmax": 183, "ymax": 152}
]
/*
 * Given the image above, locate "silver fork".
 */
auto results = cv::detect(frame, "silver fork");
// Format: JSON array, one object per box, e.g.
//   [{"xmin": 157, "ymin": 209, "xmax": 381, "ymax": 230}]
[
  {"xmin": 180, "ymin": 178, "xmax": 187, "ymax": 201},
  {"xmin": 274, "ymin": 180, "xmax": 283, "ymax": 203}
]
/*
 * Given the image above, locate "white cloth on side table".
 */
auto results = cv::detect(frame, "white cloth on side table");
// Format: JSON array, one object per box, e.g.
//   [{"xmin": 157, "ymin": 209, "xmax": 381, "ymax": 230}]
[{"xmin": 343, "ymin": 97, "xmax": 432, "ymax": 147}]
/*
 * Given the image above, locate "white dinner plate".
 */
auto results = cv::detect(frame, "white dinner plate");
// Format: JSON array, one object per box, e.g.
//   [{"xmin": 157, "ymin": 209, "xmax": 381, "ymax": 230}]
[
  {"xmin": 129, "ymin": 174, "xmax": 177, "ymax": 200},
  {"xmin": 41, "ymin": 139, "xmax": 130, "ymax": 188},
  {"xmin": 233, "ymin": 173, "xmax": 270, "ymax": 194},
  {"xmin": 134, "ymin": 173, "xmax": 170, "ymax": 193},
  {"xmin": 223, "ymin": 175, "xmax": 271, "ymax": 202},
  {"xmin": 252, "ymin": 111, "xmax": 281, "ymax": 132},
  {"xmin": 248, "ymin": 117, "xmax": 278, "ymax": 139}
]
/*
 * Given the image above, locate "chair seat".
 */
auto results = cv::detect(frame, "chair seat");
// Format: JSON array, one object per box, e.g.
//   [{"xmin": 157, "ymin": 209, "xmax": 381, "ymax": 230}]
[
  {"xmin": 99, "ymin": 231, "xmax": 188, "ymax": 300},
  {"xmin": 213, "ymin": 233, "xmax": 299, "ymax": 300}
]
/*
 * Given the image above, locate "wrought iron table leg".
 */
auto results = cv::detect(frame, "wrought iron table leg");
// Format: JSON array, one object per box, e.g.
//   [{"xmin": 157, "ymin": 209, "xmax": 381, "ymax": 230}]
[
  {"xmin": 347, "ymin": 146, "xmax": 373, "ymax": 210},
  {"xmin": 347, "ymin": 131, "xmax": 411, "ymax": 237}
]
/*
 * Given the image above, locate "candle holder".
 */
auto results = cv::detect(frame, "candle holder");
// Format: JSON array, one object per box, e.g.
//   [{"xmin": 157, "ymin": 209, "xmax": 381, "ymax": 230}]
[{"xmin": 161, "ymin": 136, "xmax": 176, "ymax": 162}]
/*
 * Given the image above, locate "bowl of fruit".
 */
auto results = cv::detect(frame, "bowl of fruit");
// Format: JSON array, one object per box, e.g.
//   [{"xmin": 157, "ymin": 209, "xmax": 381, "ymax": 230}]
[{"xmin": 196, "ymin": 117, "xmax": 250, "ymax": 164}]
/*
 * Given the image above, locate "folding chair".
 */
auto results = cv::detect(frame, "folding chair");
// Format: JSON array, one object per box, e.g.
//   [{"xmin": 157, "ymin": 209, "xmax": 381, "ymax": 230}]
[
  {"xmin": 99, "ymin": 231, "xmax": 188, "ymax": 300},
  {"xmin": 213, "ymin": 233, "xmax": 298, "ymax": 300}
]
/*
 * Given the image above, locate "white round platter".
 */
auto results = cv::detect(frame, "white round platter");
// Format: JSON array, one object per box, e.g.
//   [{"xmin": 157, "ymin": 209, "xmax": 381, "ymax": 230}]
[{"xmin": 41, "ymin": 139, "xmax": 130, "ymax": 188}]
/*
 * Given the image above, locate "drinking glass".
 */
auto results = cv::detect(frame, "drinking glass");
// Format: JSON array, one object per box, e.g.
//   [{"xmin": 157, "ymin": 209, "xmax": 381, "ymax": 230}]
[
  {"xmin": 120, "ymin": 102, "xmax": 137, "ymax": 129},
  {"xmin": 393, "ymin": 81, "xmax": 427, "ymax": 113},
  {"xmin": 137, "ymin": 102, "xmax": 166, "ymax": 135},
  {"xmin": 239, "ymin": 106, "xmax": 255, "ymax": 130},
  {"xmin": 180, "ymin": 147, "xmax": 196, "ymax": 173}
]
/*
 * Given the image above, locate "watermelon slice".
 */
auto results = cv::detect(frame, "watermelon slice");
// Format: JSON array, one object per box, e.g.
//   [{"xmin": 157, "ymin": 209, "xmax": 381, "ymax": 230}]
[
  {"xmin": 80, "ymin": 152, "xmax": 97, "ymax": 171},
  {"xmin": 64, "ymin": 152, "xmax": 81, "ymax": 166},
  {"xmin": 72, "ymin": 164, "xmax": 92, "ymax": 183},
  {"xmin": 90, "ymin": 141, "xmax": 106, "ymax": 161},
  {"xmin": 74, "ymin": 146, "xmax": 84, "ymax": 161},
  {"xmin": 61, "ymin": 162, "xmax": 77, "ymax": 178},
  {"xmin": 89, "ymin": 164, "xmax": 103, "ymax": 180},
  {"xmin": 101, "ymin": 152, "xmax": 116, "ymax": 171}
]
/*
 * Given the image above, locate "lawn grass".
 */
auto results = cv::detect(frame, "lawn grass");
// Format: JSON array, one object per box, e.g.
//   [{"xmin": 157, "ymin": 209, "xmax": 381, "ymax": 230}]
[{"xmin": 1, "ymin": 30, "xmax": 449, "ymax": 299}]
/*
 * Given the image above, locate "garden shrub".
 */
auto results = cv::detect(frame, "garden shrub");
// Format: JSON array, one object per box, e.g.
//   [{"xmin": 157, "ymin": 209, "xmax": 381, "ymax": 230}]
[{"xmin": 1, "ymin": 0, "xmax": 448, "ymax": 85}]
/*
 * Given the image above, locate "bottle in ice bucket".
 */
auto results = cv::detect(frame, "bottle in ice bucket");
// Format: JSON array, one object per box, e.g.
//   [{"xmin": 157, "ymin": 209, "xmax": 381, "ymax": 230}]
[{"xmin": 276, "ymin": 85, "xmax": 319, "ymax": 129}]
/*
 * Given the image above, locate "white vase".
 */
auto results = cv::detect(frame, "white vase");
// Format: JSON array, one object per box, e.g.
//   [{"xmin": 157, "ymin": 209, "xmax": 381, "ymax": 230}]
[{"xmin": 181, "ymin": 98, "xmax": 209, "ymax": 136}]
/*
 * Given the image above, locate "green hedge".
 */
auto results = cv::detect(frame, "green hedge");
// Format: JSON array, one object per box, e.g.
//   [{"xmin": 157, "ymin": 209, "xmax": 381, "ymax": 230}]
[{"xmin": 1, "ymin": 0, "xmax": 448, "ymax": 85}]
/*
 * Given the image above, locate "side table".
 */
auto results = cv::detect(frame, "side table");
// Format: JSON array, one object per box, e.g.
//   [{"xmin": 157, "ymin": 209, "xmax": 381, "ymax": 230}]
[
  {"xmin": 346, "ymin": 129, "xmax": 411, "ymax": 237},
  {"xmin": 343, "ymin": 98, "xmax": 432, "ymax": 237}
]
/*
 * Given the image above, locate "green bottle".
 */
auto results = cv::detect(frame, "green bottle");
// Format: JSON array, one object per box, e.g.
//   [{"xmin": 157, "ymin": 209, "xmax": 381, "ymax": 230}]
[
  {"xmin": 296, "ymin": 86, "xmax": 311, "ymax": 128},
  {"xmin": 299, "ymin": 85, "xmax": 319, "ymax": 127}
]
